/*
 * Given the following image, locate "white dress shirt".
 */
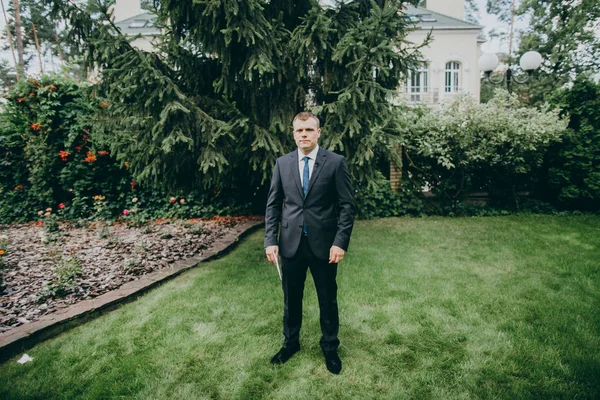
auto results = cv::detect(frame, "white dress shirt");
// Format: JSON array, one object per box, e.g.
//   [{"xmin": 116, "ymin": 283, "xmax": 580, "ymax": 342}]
[{"xmin": 298, "ymin": 144, "xmax": 319, "ymax": 187}]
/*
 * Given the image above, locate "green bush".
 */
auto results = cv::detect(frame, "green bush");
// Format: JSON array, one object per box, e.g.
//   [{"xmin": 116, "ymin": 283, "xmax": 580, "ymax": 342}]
[
  {"xmin": 355, "ymin": 173, "xmax": 423, "ymax": 219},
  {"xmin": 540, "ymin": 76, "xmax": 600, "ymax": 210},
  {"xmin": 402, "ymin": 89, "xmax": 568, "ymax": 211}
]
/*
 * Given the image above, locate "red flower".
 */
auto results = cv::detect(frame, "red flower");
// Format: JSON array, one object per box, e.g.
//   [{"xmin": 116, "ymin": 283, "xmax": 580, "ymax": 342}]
[
  {"xmin": 100, "ymin": 102, "xmax": 109, "ymax": 108},
  {"xmin": 97, "ymin": 150, "xmax": 109, "ymax": 156},
  {"xmin": 29, "ymin": 92, "xmax": 35, "ymax": 97},
  {"xmin": 130, "ymin": 181, "xmax": 137, "ymax": 191},
  {"xmin": 30, "ymin": 122, "xmax": 42, "ymax": 131},
  {"xmin": 123, "ymin": 209, "xmax": 130, "ymax": 216},
  {"xmin": 84, "ymin": 151, "xmax": 97, "ymax": 163},
  {"xmin": 17, "ymin": 98, "xmax": 26, "ymax": 103},
  {"xmin": 13, "ymin": 184, "xmax": 24, "ymax": 191},
  {"xmin": 74, "ymin": 145, "xmax": 83, "ymax": 152},
  {"xmin": 59, "ymin": 150, "xmax": 70, "ymax": 161},
  {"xmin": 58, "ymin": 203, "xmax": 65, "ymax": 209}
]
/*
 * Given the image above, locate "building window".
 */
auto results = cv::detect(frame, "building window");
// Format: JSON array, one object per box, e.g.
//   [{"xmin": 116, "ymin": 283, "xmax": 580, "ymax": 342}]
[
  {"xmin": 445, "ymin": 61, "xmax": 461, "ymax": 93},
  {"xmin": 405, "ymin": 63, "xmax": 428, "ymax": 102}
]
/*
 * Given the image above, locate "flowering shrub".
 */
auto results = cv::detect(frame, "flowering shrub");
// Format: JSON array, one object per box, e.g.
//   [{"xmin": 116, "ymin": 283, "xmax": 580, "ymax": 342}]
[
  {"xmin": 0, "ymin": 74, "xmax": 130, "ymax": 222},
  {"xmin": 0, "ymin": 234, "xmax": 8, "ymax": 262},
  {"xmin": 1, "ymin": 75, "xmax": 253, "ymax": 223},
  {"xmin": 41, "ymin": 207, "xmax": 60, "ymax": 234},
  {"xmin": 402, "ymin": 89, "xmax": 568, "ymax": 211}
]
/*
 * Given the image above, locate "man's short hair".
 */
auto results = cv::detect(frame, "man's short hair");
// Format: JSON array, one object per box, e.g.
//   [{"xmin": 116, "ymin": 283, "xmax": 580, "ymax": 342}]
[{"xmin": 293, "ymin": 111, "xmax": 320, "ymax": 129}]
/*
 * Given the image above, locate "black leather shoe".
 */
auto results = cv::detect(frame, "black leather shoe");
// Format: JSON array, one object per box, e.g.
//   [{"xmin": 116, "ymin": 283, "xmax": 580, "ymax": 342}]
[
  {"xmin": 323, "ymin": 351, "xmax": 342, "ymax": 374},
  {"xmin": 270, "ymin": 345, "xmax": 300, "ymax": 364}
]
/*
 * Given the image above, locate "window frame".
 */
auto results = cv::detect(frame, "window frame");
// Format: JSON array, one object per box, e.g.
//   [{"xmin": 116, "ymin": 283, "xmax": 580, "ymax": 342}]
[
  {"xmin": 405, "ymin": 63, "xmax": 429, "ymax": 102},
  {"xmin": 445, "ymin": 61, "xmax": 461, "ymax": 93}
]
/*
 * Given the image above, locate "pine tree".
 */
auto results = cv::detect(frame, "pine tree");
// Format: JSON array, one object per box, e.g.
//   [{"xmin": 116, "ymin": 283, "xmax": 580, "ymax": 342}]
[{"xmin": 45, "ymin": 0, "xmax": 429, "ymax": 198}]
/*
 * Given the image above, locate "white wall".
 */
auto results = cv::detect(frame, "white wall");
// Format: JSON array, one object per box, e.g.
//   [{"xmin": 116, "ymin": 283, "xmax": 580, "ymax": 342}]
[
  {"xmin": 426, "ymin": 0, "xmax": 465, "ymax": 21},
  {"xmin": 130, "ymin": 37, "xmax": 156, "ymax": 52},
  {"xmin": 405, "ymin": 29, "xmax": 481, "ymax": 103},
  {"xmin": 112, "ymin": 0, "xmax": 142, "ymax": 23}
]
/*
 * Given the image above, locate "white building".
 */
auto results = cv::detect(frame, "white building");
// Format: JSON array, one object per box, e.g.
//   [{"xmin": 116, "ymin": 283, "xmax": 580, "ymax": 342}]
[
  {"xmin": 111, "ymin": 0, "xmax": 158, "ymax": 52},
  {"xmin": 400, "ymin": 0, "xmax": 484, "ymax": 105}
]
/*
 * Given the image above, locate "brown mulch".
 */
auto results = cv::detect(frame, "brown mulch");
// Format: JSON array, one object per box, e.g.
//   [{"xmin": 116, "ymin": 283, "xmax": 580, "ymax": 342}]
[{"xmin": 0, "ymin": 216, "xmax": 261, "ymax": 333}]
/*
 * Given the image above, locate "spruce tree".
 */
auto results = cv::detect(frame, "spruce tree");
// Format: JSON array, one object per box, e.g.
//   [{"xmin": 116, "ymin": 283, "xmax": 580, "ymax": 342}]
[{"xmin": 45, "ymin": 0, "xmax": 429, "ymax": 199}]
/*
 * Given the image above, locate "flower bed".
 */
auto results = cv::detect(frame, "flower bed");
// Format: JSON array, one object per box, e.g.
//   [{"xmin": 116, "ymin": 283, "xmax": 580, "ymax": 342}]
[{"xmin": 0, "ymin": 216, "xmax": 259, "ymax": 333}]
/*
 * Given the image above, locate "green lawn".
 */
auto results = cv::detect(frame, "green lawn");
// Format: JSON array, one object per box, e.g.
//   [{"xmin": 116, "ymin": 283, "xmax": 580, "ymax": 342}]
[{"xmin": 1, "ymin": 215, "xmax": 599, "ymax": 399}]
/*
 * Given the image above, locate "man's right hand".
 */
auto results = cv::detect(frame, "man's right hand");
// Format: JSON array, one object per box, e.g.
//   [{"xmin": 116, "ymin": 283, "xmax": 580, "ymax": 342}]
[{"xmin": 265, "ymin": 245, "xmax": 279, "ymax": 265}]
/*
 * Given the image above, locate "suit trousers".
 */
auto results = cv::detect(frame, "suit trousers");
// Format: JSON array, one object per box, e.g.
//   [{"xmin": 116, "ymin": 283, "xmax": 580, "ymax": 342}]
[{"xmin": 281, "ymin": 234, "xmax": 340, "ymax": 352}]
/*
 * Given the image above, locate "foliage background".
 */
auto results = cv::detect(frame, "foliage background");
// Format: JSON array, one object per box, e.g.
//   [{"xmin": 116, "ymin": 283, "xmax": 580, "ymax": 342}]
[
  {"xmin": 1, "ymin": 78, "xmax": 576, "ymax": 222},
  {"xmin": 537, "ymin": 76, "xmax": 600, "ymax": 211},
  {"xmin": 40, "ymin": 0, "xmax": 429, "ymax": 193},
  {"xmin": 1, "ymin": 0, "xmax": 599, "ymax": 221},
  {"xmin": 401, "ymin": 89, "xmax": 568, "ymax": 213},
  {"xmin": 0, "ymin": 74, "xmax": 253, "ymax": 224}
]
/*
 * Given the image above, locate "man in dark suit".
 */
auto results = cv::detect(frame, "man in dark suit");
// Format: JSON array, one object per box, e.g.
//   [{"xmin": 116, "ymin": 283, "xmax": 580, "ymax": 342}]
[{"xmin": 264, "ymin": 111, "xmax": 355, "ymax": 374}]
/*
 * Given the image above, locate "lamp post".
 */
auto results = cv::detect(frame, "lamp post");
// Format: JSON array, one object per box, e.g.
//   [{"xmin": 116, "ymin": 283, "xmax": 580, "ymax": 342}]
[{"xmin": 478, "ymin": 51, "xmax": 542, "ymax": 93}]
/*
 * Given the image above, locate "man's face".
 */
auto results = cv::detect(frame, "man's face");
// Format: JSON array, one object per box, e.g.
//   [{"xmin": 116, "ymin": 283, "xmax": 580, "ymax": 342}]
[{"xmin": 293, "ymin": 117, "xmax": 321, "ymax": 155}]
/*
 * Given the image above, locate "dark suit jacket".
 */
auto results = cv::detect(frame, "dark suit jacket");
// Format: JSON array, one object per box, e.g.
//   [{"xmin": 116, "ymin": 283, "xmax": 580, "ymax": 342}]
[{"xmin": 264, "ymin": 147, "xmax": 355, "ymax": 260}]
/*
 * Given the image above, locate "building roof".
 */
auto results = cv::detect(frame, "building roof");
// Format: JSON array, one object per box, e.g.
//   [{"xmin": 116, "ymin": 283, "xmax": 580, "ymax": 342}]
[
  {"xmin": 114, "ymin": 12, "xmax": 159, "ymax": 36},
  {"xmin": 404, "ymin": 5, "xmax": 483, "ymax": 31},
  {"xmin": 113, "ymin": 5, "xmax": 482, "ymax": 38}
]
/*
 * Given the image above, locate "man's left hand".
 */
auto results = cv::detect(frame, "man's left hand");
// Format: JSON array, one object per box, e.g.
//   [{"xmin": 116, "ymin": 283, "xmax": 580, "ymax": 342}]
[{"xmin": 329, "ymin": 246, "xmax": 345, "ymax": 264}]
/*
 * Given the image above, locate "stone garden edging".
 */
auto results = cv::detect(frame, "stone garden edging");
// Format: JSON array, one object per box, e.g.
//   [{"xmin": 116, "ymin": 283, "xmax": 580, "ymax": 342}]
[{"xmin": 0, "ymin": 218, "xmax": 264, "ymax": 364}]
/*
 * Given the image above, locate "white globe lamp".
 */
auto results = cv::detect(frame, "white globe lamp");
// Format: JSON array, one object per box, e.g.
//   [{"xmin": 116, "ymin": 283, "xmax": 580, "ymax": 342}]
[
  {"xmin": 519, "ymin": 51, "xmax": 543, "ymax": 73},
  {"xmin": 478, "ymin": 53, "xmax": 499, "ymax": 74}
]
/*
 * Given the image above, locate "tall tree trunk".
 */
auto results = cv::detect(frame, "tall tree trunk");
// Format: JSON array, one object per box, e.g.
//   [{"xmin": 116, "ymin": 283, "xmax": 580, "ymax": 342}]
[
  {"xmin": 32, "ymin": 23, "xmax": 44, "ymax": 74},
  {"xmin": 1, "ymin": 0, "xmax": 19, "ymax": 79},
  {"xmin": 12, "ymin": 0, "xmax": 25, "ymax": 76}
]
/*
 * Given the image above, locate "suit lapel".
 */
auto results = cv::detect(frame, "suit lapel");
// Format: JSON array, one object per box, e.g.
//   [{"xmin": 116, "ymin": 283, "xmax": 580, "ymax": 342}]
[
  {"xmin": 290, "ymin": 151, "xmax": 304, "ymax": 199},
  {"xmin": 305, "ymin": 148, "xmax": 327, "ymax": 199}
]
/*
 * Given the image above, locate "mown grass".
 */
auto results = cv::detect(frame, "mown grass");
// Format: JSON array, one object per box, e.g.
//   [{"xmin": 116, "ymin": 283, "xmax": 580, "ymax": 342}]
[{"xmin": 1, "ymin": 215, "xmax": 599, "ymax": 399}]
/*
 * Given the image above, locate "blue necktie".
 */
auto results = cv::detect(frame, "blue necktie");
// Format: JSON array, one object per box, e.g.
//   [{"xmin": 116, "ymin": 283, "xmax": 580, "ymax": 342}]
[
  {"xmin": 302, "ymin": 156, "xmax": 310, "ymax": 196},
  {"xmin": 302, "ymin": 156, "xmax": 310, "ymax": 234}
]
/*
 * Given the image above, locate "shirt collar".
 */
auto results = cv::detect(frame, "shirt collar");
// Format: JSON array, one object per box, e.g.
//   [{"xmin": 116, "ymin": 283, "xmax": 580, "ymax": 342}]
[{"xmin": 298, "ymin": 144, "xmax": 319, "ymax": 161}]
